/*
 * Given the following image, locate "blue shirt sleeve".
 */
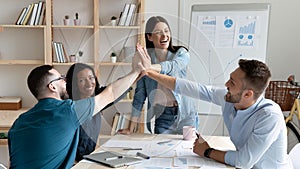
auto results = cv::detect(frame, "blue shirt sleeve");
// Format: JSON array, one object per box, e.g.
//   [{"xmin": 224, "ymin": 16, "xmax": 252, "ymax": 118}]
[
  {"xmin": 160, "ymin": 47, "xmax": 190, "ymax": 75},
  {"xmin": 175, "ymin": 78, "xmax": 226, "ymax": 106}
]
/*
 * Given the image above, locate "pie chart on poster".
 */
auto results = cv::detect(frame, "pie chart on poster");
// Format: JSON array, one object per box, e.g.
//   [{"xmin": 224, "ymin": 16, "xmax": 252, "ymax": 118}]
[{"xmin": 224, "ymin": 18, "xmax": 233, "ymax": 28}]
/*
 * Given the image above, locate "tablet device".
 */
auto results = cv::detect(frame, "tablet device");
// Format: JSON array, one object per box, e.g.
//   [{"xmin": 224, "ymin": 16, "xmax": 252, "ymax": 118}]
[{"xmin": 83, "ymin": 151, "xmax": 142, "ymax": 168}]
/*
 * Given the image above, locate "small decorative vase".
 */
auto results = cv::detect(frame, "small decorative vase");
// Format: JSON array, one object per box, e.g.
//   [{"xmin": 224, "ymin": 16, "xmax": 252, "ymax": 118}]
[
  {"xmin": 110, "ymin": 56, "xmax": 117, "ymax": 63},
  {"xmin": 74, "ymin": 19, "xmax": 81, "ymax": 26},
  {"xmin": 63, "ymin": 19, "xmax": 71, "ymax": 26},
  {"xmin": 111, "ymin": 20, "xmax": 117, "ymax": 26},
  {"xmin": 69, "ymin": 55, "xmax": 76, "ymax": 62}
]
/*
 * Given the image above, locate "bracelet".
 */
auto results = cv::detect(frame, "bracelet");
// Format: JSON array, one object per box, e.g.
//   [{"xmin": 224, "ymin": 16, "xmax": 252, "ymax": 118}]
[{"xmin": 204, "ymin": 148, "xmax": 214, "ymax": 158}]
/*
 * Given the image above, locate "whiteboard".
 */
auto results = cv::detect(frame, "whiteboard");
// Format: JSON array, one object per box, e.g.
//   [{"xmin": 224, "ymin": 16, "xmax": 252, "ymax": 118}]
[{"xmin": 187, "ymin": 3, "xmax": 270, "ymax": 114}]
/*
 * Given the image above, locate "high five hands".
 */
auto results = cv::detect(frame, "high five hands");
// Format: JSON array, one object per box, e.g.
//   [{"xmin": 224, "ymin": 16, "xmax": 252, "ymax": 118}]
[{"xmin": 135, "ymin": 43, "xmax": 151, "ymax": 76}]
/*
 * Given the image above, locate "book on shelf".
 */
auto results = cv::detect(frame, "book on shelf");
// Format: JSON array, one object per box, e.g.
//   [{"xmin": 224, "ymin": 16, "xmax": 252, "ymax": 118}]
[
  {"xmin": 38, "ymin": 1, "xmax": 46, "ymax": 25},
  {"xmin": 15, "ymin": 1, "xmax": 45, "ymax": 25},
  {"xmin": 111, "ymin": 112, "xmax": 131, "ymax": 135},
  {"xmin": 22, "ymin": 4, "xmax": 34, "ymax": 25},
  {"xmin": 118, "ymin": 3, "xmax": 130, "ymax": 26},
  {"xmin": 28, "ymin": 3, "xmax": 38, "ymax": 25},
  {"xmin": 52, "ymin": 42, "xmax": 60, "ymax": 63},
  {"xmin": 111, "ymin": 112, "xmax": 120, "ymax": 135},
  {"xmin": 19, "ymin": 7, "xmax": 29, "ymax": 25},
  {"xmin": 57, "ymin": 42, "xmax": 65, "ymax": 62},
  {"xmin": 52, "ymin": 41, "xmax": 68, "ymax": 63},
  {"xmin": 130, "ymin": 2, "xmax": 140, "ymax": 26},
  {"xmin": 60, "ymin": 42, "xmax": 69, "ymax": 63},
  {"xmin": 52, "ymin": 42, "xmax": 57, "ymax": 63},
  {"xmin": 58, "ymin": 42, "xmax": 66, "ymax": 63},
  {"xmin": 34, "ymin": 1, "xmax": 44, "ymax": 25},
  {"xmin": 124, "ymin": 3, "xmax": 136, "ymax": 26},
  {"xmin": 15, "ymin": 7, "xmax": 27, "ymax": 25}
]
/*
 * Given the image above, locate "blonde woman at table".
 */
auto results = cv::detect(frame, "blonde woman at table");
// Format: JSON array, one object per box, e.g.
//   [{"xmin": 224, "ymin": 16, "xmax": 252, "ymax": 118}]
[{"xmin": 137, "ymin": 55, "xmax": 292, "ymax": 169}]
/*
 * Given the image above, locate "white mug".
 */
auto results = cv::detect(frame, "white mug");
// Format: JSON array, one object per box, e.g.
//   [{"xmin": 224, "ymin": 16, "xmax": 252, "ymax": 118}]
[{"xmin": 183, "ymin": 126, "xmax": 197, "ymax": 140}]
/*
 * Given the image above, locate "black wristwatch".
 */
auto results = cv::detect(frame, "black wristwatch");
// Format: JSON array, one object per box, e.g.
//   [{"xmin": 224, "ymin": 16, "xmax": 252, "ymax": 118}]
[{"xmin": 204, "ymin": 148, "xmax": 214, "ymax": 158}]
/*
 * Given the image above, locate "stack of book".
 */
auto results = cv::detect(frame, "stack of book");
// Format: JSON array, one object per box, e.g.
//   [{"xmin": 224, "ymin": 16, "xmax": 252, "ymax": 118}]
[
  {"xmin": 111, "ymin": 112, "xmax": 131, "ymax": 135},
  {"xmin": 118, "ymin": 3, "xmax": 140, "ymax": 26},
  {"xmin": 15, "ymin": 1, "xmax": 46, "ymax": 25},
  {"xmin": 52, "ymin": 41, "xmax": 68, "ymax": 63}
]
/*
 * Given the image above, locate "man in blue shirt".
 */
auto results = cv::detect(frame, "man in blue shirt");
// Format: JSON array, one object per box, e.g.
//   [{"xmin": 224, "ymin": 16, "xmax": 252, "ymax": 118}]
[
  {"xmin": 138, "ymin": 56, "xmax": 292, "ymax": 168},
  {"xmin": 8, "ymin": 58, "xmax": 141, "ymax": 168}
]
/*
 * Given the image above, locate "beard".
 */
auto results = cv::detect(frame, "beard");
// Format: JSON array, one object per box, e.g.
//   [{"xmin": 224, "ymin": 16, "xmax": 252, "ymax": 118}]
[
  {"xmin": 60, "ymin": 90, "xmax": 69, "ymax": 100},
  {"xmin": 224, "ymin": 89, "xmax": 243, "ymax": 103}
]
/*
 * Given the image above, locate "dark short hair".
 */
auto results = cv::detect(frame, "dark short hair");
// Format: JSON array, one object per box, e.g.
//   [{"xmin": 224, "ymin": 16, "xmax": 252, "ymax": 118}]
[
  {"xmin": 145, "ymin": 16, "xmax": 187, "ymax": 54},
  {"xmin": 27, "ymin": 65, "xmax": 53, "ymax": 98},
  {"xmin": 239, "ymin": 59, "xmax": 271, "ymax": 99},
  {"xmin": 66, "ymin": 63, "xmax": 100, "ymax": 100}
]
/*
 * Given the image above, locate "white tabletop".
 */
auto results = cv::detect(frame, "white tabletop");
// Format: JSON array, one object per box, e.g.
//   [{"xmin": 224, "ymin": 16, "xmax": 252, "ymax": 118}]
[{"xmin": 72, "ymin": 134, "xmax": 235, "ymax": 169}]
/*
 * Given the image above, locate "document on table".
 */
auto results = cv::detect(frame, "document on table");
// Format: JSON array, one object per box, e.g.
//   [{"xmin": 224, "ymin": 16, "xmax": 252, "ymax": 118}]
[
  {"xmin": 174, "ymin": 140, "xmax": 226, "ymax": 168},
  {"xmin": 102, "ymin": 135, "xmax": 181, "ymax": 157},
  {"xmin": 174, "ymin": 156, "xmax": 226, "ymax": 168},
  {"xmin": 133, "ymin": 157, "xmax": 188, "ymax": 169}
]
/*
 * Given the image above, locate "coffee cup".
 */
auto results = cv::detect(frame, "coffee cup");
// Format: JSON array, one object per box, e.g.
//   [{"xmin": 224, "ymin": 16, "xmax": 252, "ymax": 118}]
[{"xmin": 183, "ymin": 126, "xmax": 197, "ymax": 140}]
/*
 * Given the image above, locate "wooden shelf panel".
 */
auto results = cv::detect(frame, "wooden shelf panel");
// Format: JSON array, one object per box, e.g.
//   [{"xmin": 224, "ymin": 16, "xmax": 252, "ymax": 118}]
[
  {"xmin": 52, "ymin": 62, "xmax": 94, "ymax": 66},
  {"xmin": 0, "ymin": 60, "xmax": 44, "ymax": 65},
  {"xmin": 99, "ymin": 25, "xmax": 140, "ymax": 29},
  {"xmin": 52, "ymin": 25, "xmax": 94, "ymax": 29},
  {"xmin": 98, "ymin": 62, "xmax": 131, "ymax": 66},
  {"xmin": 0, "ymin": 25, "xmax": 46, "ymax": 29}
]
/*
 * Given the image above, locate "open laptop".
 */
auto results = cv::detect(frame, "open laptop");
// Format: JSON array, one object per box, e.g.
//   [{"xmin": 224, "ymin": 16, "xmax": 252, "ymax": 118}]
[{"xmin": 83, "ymin": 151, "xmax": 142, "ymax": 168}]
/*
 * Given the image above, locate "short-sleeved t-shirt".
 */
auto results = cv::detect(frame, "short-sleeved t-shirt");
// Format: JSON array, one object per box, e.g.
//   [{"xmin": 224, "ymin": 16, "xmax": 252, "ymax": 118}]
[{"xmin": 8, "ymin": 97, "xmax": 94, "ymax": 169}]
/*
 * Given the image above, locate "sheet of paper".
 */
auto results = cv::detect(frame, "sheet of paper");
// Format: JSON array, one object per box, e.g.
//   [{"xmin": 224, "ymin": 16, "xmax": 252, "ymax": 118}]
[
  {"xmin": 133, "ymin": 157, "xmax": 175, "ymax": 168},
  {"xmin": 175, "ymin": 140, "xmax": 198, "ymax": 157},
  {"xmin": 174, "ymin": 156, "xmax": 203, "ymax": 167},
  {"xmin": 174, "ymin": 156, "xmax": 226, "ymax": 168},
  {"xmin": 102, "ymin": 135, "xmax": 181, "ymax": 157}
]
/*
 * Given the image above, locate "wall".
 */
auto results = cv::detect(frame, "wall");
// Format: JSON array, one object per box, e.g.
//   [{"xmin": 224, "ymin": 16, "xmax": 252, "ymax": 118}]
[
  {"xmin": 266, "ymin": 0, "xmax": 300, "ymax": 80},
  {"xmin": 146, "ymin": 0, "xmax": 300, "ymax": 80}
]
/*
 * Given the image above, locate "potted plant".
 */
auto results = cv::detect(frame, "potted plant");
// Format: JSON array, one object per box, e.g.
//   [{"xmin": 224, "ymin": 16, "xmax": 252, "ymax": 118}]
[
  {"xmin": 77, "ymin": 50, "xmax": 83, "ymax": 62},
  {"xmin": 110, "ymin": 52, "xmax": 117, "ymax": 63},
  {"xmin": 74, "ymin": 13, "xmax": 81, "ymax": 25},
  {"xmin": 111, "ymin": 16, "xmax": 117, "ymax": 26},
  {"xmin": 63, "ymin": 15, "xmax": 71, "ymax": 25}
]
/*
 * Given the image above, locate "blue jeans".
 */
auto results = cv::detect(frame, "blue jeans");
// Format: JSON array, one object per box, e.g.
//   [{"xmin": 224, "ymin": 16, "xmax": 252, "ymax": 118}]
[{"xmin": 153, "ymin": 104, "xmax": 178, "ymax": 134}]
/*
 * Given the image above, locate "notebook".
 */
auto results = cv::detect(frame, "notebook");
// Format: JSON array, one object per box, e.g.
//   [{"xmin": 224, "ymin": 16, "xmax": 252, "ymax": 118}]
[{"xmin": 83, "ymin": 151, "xmax": 142, "ymax": 168}]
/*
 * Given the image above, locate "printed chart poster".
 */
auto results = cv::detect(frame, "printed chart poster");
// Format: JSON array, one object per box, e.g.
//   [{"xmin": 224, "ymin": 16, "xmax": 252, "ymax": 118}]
[
  {"xmin": 215, "ymin": 16, "xmax": 236, "ymax": 48},
  {"xmin": 196, "ymin": 16, "xmax": 216, "ymax": 45},
  {"xmin": 234, "ymin": 16, "xmax": 259, "ymax": 48}
]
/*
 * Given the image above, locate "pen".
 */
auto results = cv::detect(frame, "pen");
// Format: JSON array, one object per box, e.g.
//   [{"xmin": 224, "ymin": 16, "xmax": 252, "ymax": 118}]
[
  {"xmin": 196, "ymin": 132, "xmax": 200, "ymax": 138},
  {"xmin": 136, "ymin": 152, "xmax": 150, "ymax": 159},
  {"xmin": 105, "ymin": 156, "xmax": 123, "ymax": 161},
  {"xmin": 123, "ymin": 148, "xmax": 143, "ymax": 150},
  {"xmin": 157, "ymin": 140, "xmax": 172, "ymax": 145}
]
